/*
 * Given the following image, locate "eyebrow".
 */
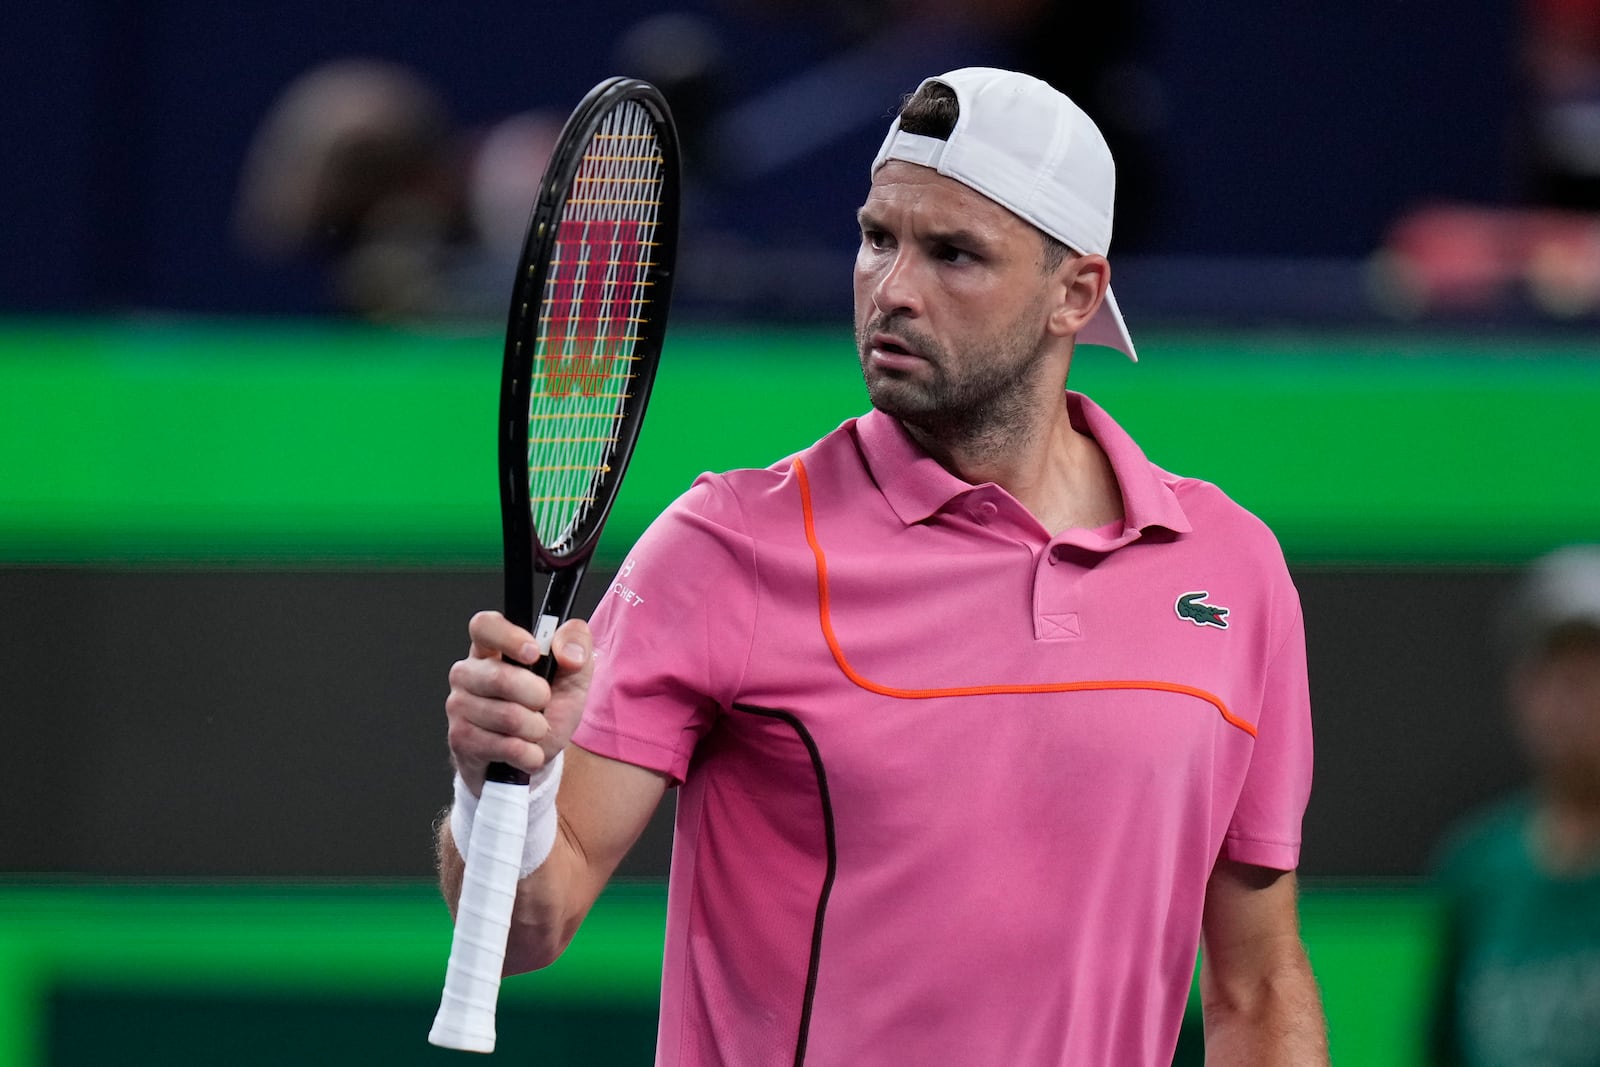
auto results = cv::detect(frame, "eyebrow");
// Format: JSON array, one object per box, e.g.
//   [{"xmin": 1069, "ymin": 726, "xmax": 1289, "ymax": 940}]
[{"xmin": 854, "ymin": 208, "xmax": 993, "ymax": 251}]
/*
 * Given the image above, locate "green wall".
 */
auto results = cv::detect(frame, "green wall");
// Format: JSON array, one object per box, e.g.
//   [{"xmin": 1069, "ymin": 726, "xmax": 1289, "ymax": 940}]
[
  {"xmin": 0, "ymin": 880, "xmax": 1438, "ymax": 1067},
  {"xmin": 3, "ymin": 317, "xmax": 1597, "ymax": 565}
]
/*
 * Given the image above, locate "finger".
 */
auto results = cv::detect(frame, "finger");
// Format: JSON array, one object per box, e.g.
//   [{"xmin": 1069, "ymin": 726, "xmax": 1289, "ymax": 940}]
[
  {"xmin": 550, "ymin": 618, "xmax": 593, "ymax": 676},
  {"xmin": 447, "ymin": 693, "xmax": 551, "ymax": 747},
  {"xmin": 466, "ymin": 610, "xmax": 543, "ymax": 663},
  {"xmin": 447, "ymin": 710, "xmax": 552, "ymax": 778},
  {"xmin": 445, "ymin": 678, "xmax": 555, "ymax": 779},
  {"xmin": 449, "ymin": 655, "xmax": 552, "ymax": 715},
  {"xmin": 539, "ymin": 620, "xmax": 596, "ymax": 744}
]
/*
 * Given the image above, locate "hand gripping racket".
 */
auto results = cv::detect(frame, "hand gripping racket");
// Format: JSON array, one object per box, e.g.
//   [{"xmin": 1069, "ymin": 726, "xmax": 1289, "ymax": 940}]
[{"xmin": 429, "ymin": 77, "xmax": 679, "ymax": 1054}]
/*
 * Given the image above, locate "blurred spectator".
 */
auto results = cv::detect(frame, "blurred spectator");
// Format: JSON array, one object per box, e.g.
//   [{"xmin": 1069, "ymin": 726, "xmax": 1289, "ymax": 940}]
[
  {"xmin": 235, "ymin": 58, "xmax": 559, "ymax": 321},
  {"xmin": 1431, "ymin": 545, "xmax": 1600, "ymax": 1066},
  {"xmin": 235, "ymin": 8, "xmax": 1159, "ymax": 322},
  {"xmin": 1374, "ymin": 0, "xmax": 1600, "ymax": 320},
  {"xmin": 1373, "ymin": 204, "xmax": 1600, "ymax": 318},
  {"xmin": 1522, "ymin": 0, "xmax": 1600, "ymax": 209}
]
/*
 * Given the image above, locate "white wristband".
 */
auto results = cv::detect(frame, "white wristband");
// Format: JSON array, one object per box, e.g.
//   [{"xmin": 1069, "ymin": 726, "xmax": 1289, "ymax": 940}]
[{"xmin": 450, "ymin": 750, "xmax": 565, "ymax": 876}]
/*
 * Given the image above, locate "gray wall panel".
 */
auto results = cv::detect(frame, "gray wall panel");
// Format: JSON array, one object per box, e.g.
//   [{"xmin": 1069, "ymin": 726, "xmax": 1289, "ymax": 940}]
[{"xmin": 0, "ymin": 566, "xmax": 1526, "ymax": 878}]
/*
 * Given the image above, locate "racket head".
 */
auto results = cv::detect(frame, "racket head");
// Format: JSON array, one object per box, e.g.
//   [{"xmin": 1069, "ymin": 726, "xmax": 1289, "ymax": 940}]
[{"xmin": 498, "ymin": 77, "xmax": 680, "ymax": 631}]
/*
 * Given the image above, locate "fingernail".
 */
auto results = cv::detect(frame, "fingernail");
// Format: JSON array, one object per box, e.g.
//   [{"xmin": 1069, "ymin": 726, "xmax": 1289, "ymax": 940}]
[
  {"xmin": 519, "ymin": 642, "xmax": 540, "ymax": 663},
  {"xmin": 562, "ymin": 642, "xmax": 587, "ymax": 666}
]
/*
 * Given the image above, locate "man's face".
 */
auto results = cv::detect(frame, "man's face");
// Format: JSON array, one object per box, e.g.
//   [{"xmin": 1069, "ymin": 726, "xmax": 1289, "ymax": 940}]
[
  {"xmin": 1512, "ymin": 626, "xmax": 1600, "ymax": 801},
  {"xmin": 852, "ymin": 161, "xmax": 1064, "ymax": 441}
]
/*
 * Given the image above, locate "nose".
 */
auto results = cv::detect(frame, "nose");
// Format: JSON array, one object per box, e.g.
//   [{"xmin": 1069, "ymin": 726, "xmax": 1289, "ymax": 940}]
[{"xmin": 867, "ymin": 247, "xmax": 922, "ymax": 318}]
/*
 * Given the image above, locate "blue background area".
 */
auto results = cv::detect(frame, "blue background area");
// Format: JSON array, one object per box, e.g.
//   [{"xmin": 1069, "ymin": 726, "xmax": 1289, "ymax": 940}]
[{"xmin": 3, "ymin": 0, "xmax": 1520, "ymax": 315}]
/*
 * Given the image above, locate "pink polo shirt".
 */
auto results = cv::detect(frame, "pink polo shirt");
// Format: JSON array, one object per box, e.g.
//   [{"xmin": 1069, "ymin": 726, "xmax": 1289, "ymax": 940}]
[{"xmin": 574, "ymin": 392, "xmax": 1313, "ymax": 1067}]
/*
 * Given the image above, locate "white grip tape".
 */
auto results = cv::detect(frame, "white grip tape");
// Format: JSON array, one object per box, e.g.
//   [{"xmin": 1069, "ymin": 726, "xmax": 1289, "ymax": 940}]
[{"xmin": 428, "ymin": 779, "xmax": 530, "ymax": 1052}]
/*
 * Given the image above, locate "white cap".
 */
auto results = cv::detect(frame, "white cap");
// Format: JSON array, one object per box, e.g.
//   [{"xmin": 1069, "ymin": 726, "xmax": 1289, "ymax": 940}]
[
  {"xmin": 872, "ymin": 67, "xmax": 1136, "ymax": 362},
  {"xmin": 1506, "ymin": 545, "xmax": 1600, "ymax": 659}
]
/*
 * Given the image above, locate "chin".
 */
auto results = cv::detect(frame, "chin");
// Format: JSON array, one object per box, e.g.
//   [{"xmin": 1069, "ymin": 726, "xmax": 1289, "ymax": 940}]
[{"xmin": 863, "ymin": 376, "xmax": 916, "ymax": 415}]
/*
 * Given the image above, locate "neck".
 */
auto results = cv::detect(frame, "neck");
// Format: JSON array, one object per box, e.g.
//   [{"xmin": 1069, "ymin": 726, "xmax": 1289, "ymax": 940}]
[{"xmin": 903, "ymin": 393, "xmax": 1123, "ymax": 535}]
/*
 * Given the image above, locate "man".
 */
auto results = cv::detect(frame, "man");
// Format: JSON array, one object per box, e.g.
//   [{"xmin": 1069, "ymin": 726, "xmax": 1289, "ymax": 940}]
[
  {"xmin": 1431, "ymin": 545, "xmax": 1600, "ymax": 1066},
  {"xmin": 440, "ymin": 67, "xmax": 1327, "ymax": 1065}
]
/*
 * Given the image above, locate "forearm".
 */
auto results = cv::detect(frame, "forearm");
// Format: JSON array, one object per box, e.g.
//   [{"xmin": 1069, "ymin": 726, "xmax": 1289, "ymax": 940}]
[
  {"xmin": 1200, "ymin": 942, "xmax": 1329, "ymax": 1066},
  {"xmin": 434, "ymin": 747, "xmax": 666, "ymax": 976},
  {"xmin": 435, "ymin": 813, "xmax": 594, "ymax": 974}
]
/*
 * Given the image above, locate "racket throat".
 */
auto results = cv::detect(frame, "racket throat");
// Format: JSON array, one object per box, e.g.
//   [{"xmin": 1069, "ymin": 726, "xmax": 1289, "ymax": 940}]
[{"xmin": 534, "ymin": 613, "xmax": 559, "ymax": 656}]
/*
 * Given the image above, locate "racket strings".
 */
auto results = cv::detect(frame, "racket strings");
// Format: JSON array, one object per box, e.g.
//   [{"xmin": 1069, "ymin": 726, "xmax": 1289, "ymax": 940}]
[{"xmin": 527, "ymin": 102, "xmax": 664, "ymax": 552}]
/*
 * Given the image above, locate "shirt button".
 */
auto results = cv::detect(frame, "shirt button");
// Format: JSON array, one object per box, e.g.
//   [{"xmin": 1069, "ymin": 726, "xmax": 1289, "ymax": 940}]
[{"xmin": 978, "ymin": 501, "xmax": 999, "ymax": 519}]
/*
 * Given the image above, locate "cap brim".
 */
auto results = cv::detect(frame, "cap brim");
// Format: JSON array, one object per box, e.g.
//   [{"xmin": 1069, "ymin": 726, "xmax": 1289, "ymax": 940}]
[{"xmin": 1075, "ymin": 285, "xmax": 1137, "ymax": 362}]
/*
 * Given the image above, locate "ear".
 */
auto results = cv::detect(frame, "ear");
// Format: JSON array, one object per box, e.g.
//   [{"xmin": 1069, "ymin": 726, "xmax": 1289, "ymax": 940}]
[{"xmin": 1046, "ymin": 254, "xmax": 1110, "ymax": 339}]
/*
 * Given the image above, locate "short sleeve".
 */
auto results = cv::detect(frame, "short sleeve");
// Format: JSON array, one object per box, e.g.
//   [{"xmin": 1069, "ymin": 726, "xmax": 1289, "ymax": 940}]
[
  {"xmin": 572, "ymin": 473, "xmax": 759, "ymax": 784},
  {"xmin": 1222, "ymin": 604, "xmax": 1313, "ymax": 870}
]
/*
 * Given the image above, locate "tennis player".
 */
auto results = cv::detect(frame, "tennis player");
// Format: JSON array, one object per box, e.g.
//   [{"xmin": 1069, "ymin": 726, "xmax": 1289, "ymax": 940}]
[{"xmin": 439, "ymin": 67, "xmax": 1327, "ymax": 1065}]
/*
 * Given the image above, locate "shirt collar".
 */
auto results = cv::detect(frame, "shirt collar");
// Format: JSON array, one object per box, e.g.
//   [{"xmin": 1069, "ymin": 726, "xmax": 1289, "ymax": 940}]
[{"xmin": 854, "ymin": 392, "xmax": 1192, "ymax": 537}]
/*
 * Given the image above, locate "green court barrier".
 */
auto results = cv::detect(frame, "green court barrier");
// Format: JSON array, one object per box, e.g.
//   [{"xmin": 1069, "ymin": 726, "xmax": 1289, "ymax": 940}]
[
  {"xmin": 0, "ymin": 879, "xmax": 1438, "ymax": 1067},
  {"xmin": 2, "ymin": 317, "xmax": 1597, "ymax": 565}
]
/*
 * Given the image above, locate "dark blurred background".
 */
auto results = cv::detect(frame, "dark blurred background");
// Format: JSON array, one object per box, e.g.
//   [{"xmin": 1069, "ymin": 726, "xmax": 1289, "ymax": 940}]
[
  {"xmin": 3, "ymin": 0, "xmax": 1560, "ymax": 323},
  {"xmin": 4, "ymin": 3, "xmax": 1600, "ymax": 1064}
]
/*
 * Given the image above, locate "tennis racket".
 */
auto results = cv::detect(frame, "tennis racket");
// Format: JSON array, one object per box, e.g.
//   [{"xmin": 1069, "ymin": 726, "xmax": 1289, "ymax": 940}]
[{"xmin": 429, "ymin": 76, "xmax": 679, "ymax": 1054}]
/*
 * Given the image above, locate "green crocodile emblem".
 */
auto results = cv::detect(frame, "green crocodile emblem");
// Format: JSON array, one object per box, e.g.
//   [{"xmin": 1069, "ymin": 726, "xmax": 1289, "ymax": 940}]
[{"xmin": 1176, "ymin": 591, "xmax": 1229, "ymax": 629}]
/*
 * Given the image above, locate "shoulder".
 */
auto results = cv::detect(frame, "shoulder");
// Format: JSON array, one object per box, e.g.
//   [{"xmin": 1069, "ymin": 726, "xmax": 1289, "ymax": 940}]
[
  {"xmin": 1154, "ymin": 465, "xmax": 1297, "ymax": 611},
  {"xmin": 665, "ymin": 417, "xmax": 865, "ymax": 531},
  {"xmin": 1128, "ymin": 464, "xmax": 1306, "ymax": 658},
  {"xmin": 1075, "ymin": 390, "xmax": 1287, "ymax": 569},
  {"xmin": 1171, "ymin": 469, "xmax": 1285, "ymax": 555}
]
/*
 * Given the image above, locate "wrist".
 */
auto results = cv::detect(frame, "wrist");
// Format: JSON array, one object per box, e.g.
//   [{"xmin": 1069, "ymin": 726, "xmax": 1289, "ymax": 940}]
[
  {"xmin": 448, "ymin": 772, "xmax": 479, "ymax": 856},
  {"xmin": 449, "ymin": 752, "xmax": 565, "ymax": 876},
  {"xmin": 519, "ymin": 751, "xmax": 564, "ymax": 875}
]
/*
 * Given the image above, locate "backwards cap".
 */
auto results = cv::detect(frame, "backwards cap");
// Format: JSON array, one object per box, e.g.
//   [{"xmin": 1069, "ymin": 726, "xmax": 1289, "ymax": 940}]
[
  {"xmin": 872, "ymin": 67, "xmax": 1136, "ymax": 362},
  {"xmin": 1504, "ymin": 545, "xmax": 1600, "ymax": 660}
]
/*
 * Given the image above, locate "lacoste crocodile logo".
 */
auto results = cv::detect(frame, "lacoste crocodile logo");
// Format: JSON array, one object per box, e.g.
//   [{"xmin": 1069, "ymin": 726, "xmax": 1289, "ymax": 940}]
[{"xmin": 1176, "ymin": 591, "xmax": 1230, "ymax": 629}]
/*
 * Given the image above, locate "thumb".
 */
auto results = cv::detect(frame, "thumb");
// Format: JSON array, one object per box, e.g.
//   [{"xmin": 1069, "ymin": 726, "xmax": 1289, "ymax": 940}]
[
  {"xmin": 551, "ymin": 618, "xmax": 593, "ymax": 679},
  {"xmin": 543, "ymin": 618, "xmax": 595, "ymax": 740}
]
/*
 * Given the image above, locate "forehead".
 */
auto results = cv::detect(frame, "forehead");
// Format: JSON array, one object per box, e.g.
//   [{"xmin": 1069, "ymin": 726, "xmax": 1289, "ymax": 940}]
[{"xmin": 860, "ymin": 160, "xmax": 1030, "ymax": 235}]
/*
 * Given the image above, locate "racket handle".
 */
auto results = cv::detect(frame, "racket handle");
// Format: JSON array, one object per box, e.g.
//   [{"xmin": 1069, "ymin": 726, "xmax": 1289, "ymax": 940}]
[{"xmin": 429, "ymin": 779, "xmax": 531, "ymax": 1052}]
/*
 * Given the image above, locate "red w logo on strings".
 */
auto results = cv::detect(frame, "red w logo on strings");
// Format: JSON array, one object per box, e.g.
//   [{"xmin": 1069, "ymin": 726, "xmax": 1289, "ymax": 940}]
[{"xmin": 540, "ymin": 217, "xmax": 647, "ymax": 398}]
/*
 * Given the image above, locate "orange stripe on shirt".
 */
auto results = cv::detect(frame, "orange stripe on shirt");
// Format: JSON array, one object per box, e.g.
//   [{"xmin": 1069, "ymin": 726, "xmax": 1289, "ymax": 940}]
[{"xmin": 793, "ymin": 457, "xmax": 1258, "ymax": 738}]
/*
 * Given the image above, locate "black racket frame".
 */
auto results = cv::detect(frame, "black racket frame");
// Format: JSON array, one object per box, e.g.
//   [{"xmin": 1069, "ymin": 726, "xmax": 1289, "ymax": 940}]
[{"xmin": 491, "ymin": 77, "xmax": 679, "ymax": 787}]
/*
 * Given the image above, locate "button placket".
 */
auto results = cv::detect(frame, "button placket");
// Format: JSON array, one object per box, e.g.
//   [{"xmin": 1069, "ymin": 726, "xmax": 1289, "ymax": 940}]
[{"xmin": 1035, "ymin": 543, "xmax": 1082, "ymax": 639}]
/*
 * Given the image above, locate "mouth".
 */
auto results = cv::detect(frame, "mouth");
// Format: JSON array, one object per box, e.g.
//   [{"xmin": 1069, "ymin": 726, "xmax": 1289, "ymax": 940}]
[{"xmin": 866, "ymin": 332, "xmax": 928, "ymax": 370}]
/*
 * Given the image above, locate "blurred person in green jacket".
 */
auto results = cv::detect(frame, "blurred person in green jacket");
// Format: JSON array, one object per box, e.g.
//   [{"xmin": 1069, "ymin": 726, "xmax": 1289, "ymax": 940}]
[{"xmin": 1432, "ymin": 545, "xmax": 1600, "ymax": 1067}]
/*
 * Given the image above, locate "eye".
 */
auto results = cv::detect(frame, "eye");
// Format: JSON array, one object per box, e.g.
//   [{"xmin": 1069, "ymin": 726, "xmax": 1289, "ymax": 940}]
[
  {"xmin": 860, "ymin": 227, "xmax": 893, "ymax": 252},
  {"xmin": 933, "ymin": 243, "xmax": 975, "ymax": 264}
]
